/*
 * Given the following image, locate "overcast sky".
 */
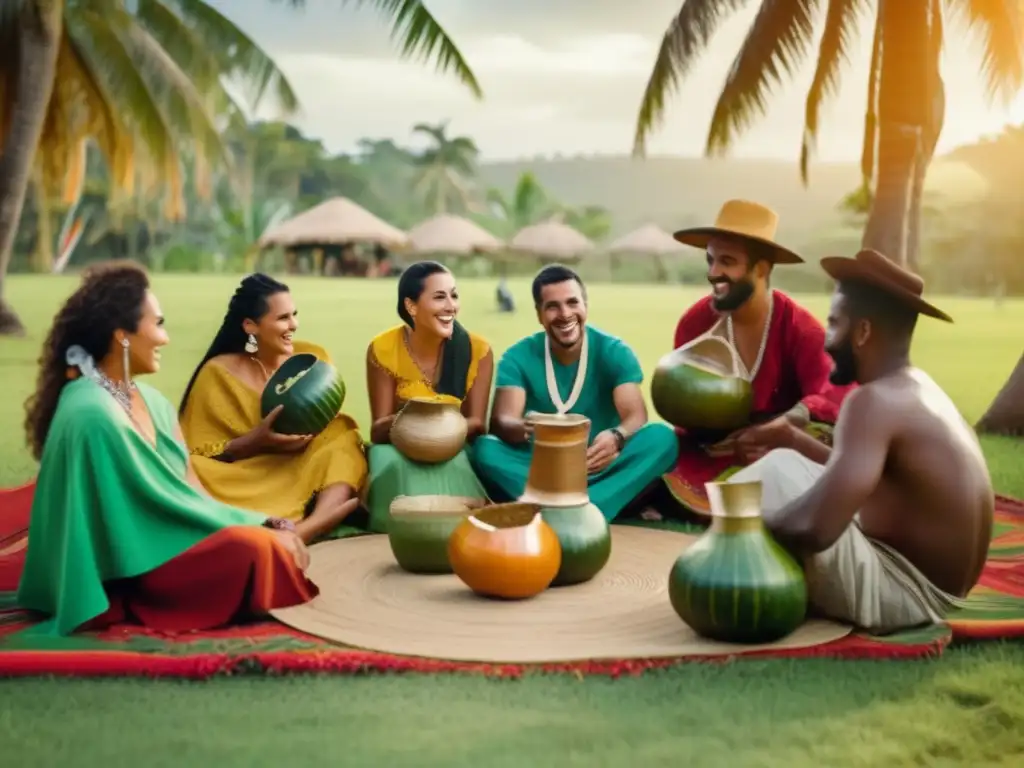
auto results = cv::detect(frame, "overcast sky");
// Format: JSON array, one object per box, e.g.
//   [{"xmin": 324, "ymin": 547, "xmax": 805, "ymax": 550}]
[{"xmin": 209, "ymin": 0, "xmax": 1024, "ymax": 162}]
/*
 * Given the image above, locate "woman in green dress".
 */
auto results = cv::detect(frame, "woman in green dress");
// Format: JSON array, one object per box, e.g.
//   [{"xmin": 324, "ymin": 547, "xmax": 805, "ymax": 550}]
[
  {"xmin": 16, "ymin": 262, "xmax": 315, "ymax": 637},
  {"xmin": 363, "ymin": 261, "xmax": 494, "ymax": 531}
]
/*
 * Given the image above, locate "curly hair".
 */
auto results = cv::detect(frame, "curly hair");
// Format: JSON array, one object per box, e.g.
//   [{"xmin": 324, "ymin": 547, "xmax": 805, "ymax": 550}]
[
  {"xmin": 178, "ymin": 272, "xmax": 289, "ymax": 415},
  {"xmin": 24, "ymin": 261, "xmax": 151, "ymax": 461}
]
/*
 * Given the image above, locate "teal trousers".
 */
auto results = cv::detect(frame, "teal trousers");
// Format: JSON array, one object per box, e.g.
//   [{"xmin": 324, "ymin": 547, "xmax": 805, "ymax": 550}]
[{"xmin": 469, "ymin": 423, "xmax": 679, "ymax": 521}]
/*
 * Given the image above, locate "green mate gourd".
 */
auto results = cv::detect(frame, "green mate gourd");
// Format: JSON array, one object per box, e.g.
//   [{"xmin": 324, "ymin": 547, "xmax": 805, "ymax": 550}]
[
  {"xmin": 650, "ymin": 337, "xmax": 753, "ymax": 432},
  {"xmin": 540, "ymin": 502, "xmax": 611, "ymax": 586},
  {"xmin": 668, "ymin": 479, "xmax": 807, "ymax": 644},
  {"xmin": 260, "ymin": 353, "xmax": 346, "ymax": 436}
]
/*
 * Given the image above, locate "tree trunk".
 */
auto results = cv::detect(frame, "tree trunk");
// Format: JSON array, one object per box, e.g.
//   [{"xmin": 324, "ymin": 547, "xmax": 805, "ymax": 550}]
[
  {"xmin": 904, "ymin": 0, "xmax": 945, "ymax": 274},
  {"xmin": 861, "ymin": 0, "xmax": 929, "ymax": 264},
  {"xmin": 0, "ymin": 0, "xmax": 64, "ymax": 336},
  {"xmin": 976, "ymin": 352, "xmax": 1024, "ymax": 436},
  {"xmin": 31, "ymin": 169, "xmax": 54, "ymax": 273},
  {"xmin": 861, "ymin": 121, "xmax": 917, "ymax": 259}
]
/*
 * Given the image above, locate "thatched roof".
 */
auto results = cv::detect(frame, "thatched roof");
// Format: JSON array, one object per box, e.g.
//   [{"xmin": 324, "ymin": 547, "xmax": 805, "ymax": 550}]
[
  {"xmin": 258, "ymin": 197, "xmax": 408, "ymax": 249},
  {"xmin": 608, "ymin": 223, "xmax": 686, "ymax": 254},
  {"xmin": 407, "ymin": 214, "xmax": 504, "ymax": 254},
  {"xmin": 509, "ymin": 221, "xmax": 594, "ymax": 258}
]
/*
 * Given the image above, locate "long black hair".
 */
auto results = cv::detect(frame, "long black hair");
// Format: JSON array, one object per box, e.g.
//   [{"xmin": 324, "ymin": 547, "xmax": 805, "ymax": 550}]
[
  {"xmin": 178, "ymin": 272, "xmax": 289, "ymax": 414},
  {"xmin": 397, "ymin": 261, "xmax": 472, "ymax": 399}
]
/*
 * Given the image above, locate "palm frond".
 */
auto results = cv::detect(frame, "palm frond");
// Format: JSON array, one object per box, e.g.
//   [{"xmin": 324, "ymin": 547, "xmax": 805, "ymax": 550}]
[
  {"xmin": 705, "ymin": 0, "xmax": 822, "ymax": 157},
  {"xmin": 136, "ymin": 0, "xmax": 222, "ymax": 95},
  {"xmin": 134, "ymin": 0, "xmax": 247, "ymax": 196},
  {"xmin": 293, "ymin": 0, "xmax": 481, "ymax": 99},
  {"xmin": 68, "ymin": 9, "xmax": 177, "ymax": 202},
  {"xmin": 799, "ymin": 0, "xmax": 866, "ymax": 183},
  {"xmin": 59, "ymin": 23, "xmax": 136, "ymax": 195},
  {"xmin": 36, "ymin": 24, "xmax": 129, "ymax": 201},
  {"xmin": 171, "ymin": 0, "xmax": 301, "ymax": 115},
  {"xmin": 412, "ymin": 122, "xmax": 448, "ymax": 143},
  {"xmin": 113, "ymin": 8, "xmax": 233, "ymax": 206},
  {"xmin": 365, "ymin": 0, "xmax": 482, "ymax": 99},
  {"xmin": 631, "ymin": 0, "xmax": 752, "ymax": 157},
  {"xmin": 944, "ymin": 0, "xmax": 1024, "ymax": 102}
]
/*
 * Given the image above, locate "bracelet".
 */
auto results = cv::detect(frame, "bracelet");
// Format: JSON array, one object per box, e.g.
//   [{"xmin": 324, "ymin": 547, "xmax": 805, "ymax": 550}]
[
  {"xmin": 610, "ymin": 427, "xmax": 626, "ymax": 452},
  {"xmin": 263, "ymin": 516, "xmax": 296, "ymax": 532}
]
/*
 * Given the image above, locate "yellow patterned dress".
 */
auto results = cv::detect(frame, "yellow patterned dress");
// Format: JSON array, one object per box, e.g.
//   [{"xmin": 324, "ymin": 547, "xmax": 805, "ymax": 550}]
[
  {"xmin": 180, "ymin": 340, "xmax": 368, "ymax": 524},
  {"xmin": 365, "ymin": 325, "xmax": 491, "ymax": 532}
]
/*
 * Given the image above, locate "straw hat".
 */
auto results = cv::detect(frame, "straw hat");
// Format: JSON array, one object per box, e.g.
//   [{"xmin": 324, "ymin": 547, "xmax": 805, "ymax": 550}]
[
  {"xmin": 820, "ymin": 248, "xmax": 953, "ymax": 323},
  {"xmin": 673, "ymin": 199, "xmax": 804, "ymax": 264}
]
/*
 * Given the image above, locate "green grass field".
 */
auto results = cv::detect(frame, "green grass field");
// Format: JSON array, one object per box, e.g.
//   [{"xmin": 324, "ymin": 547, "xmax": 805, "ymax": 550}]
[{"xmin": 2, "ymin": 274, "xmax": 1023, "ymax": 767}]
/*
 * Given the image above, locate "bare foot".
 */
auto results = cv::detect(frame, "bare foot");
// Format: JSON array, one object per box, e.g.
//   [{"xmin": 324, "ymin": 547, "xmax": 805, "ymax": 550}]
[{"xmin": 295, "ymin": 496, "xmax": 361, "ymax": 544}]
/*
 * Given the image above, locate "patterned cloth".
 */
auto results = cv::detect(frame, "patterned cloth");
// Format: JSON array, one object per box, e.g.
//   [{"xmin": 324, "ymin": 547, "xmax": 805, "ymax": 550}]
[{"xmin": 2, "ymin": 484, "xmax": 1022, "ymax": 676}]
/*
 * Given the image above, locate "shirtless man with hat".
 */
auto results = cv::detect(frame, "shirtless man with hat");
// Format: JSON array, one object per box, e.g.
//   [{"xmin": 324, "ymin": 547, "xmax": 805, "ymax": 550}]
[{"xmin": 726, "ymin": 248, "xmax": 994, "ymax": 633}]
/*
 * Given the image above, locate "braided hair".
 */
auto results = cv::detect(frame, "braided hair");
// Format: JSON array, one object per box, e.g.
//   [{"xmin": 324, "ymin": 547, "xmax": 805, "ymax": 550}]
[
  {"xmin": 178, "ymin": 273, "xmax": 289, "ymax": 414},
  {"xmin": 396, "ymin": 261, "xmax": 472, "ymax": 400},
  {"xmin": 24, "ymin": 261, "xmax": 151, "ymax": 461}
]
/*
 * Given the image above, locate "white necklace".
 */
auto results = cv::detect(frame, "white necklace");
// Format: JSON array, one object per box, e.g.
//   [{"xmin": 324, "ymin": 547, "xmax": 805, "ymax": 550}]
[
  {"xmin": 545, "ymin": 328, "xmax": 589, "ymax": 413},
  {"xmin": 726, "ymin": 291, "xmax": 774, "ymax": 381},
  {"xmin": 97, "ymin": 371, "xmax": 136, "ymax": 413}
]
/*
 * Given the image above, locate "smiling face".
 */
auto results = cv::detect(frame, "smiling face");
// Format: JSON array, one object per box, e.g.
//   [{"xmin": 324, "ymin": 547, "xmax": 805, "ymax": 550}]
[
  {"xmin": 705, "ymin": 237, "xmax": 764, "ymax": 311},
  {"xmin": 537, "ymin": 279, "xmax": 587, "ymax": 349},
  {"xmin": 244, "ymin": 291, "xmax": 298, "ymax": 357},
  {"xmin": 406, "ymin": 270, "xmax": 459, "ymax": 339},
  {"xmin": 121, "ymin": 290, "xmax": 170, "ymax": 376}
]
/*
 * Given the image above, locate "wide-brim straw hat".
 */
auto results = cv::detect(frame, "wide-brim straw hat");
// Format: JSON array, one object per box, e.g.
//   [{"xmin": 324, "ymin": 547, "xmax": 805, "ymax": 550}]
[
  {"xmin": 820, "ymin": 248, "xmax": 953, "ymax": 323},
  {"xmin": 673, "ymin": 199, "xmax": 804, "ymax": 265}
]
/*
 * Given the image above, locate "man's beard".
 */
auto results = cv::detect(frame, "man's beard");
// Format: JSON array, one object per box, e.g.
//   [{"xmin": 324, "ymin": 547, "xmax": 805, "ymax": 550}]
[
  {"xmin": 827, "ymin": 339, "xmax": 859, "ymax": 386},
  {"xmin": 709, "ymin": 275, "xmax": 755, "ymax": 311}
]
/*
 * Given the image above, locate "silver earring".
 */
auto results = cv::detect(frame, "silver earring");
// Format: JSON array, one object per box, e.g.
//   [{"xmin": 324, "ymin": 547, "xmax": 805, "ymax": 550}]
[
  {"xmin": 245, "ymin": 333, "xmax": 258, "ymax": 354},
  {"xmin": 121, "ymin": 338, "xmax": 131, "ymax": 390}
]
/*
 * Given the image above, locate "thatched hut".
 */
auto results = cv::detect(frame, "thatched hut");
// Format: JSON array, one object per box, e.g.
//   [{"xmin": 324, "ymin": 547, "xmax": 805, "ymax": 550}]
[
  {"xmin": 608, "ymin": 223, "xmax": 685, "ymax": 254},
  {"xmin": 407, "ymin": 214, "xmax": 503, "ymax": 255},
  {"xmin": 608, "ymin": 222, "xmax": 685, "ymax": 280},
  {"xmin": 509, "ymin": 220, "xmax": 594, "ymax": 261},
  {"xmin": 257, "ymin": 197, "xmax": 408, "ymax": 275}
]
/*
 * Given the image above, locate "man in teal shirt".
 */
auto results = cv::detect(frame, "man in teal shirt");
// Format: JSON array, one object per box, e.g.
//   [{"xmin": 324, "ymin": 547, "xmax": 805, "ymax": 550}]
[{"xmin": 471, "ymin": 265, "xmax": 679, "ymax": 521}]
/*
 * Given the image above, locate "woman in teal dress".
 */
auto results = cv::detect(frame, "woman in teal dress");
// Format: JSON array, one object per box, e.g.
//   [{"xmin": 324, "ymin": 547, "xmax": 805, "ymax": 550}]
[{"xmin": 363, "ymin": 261, "xmax": 494, "ymax": 532}]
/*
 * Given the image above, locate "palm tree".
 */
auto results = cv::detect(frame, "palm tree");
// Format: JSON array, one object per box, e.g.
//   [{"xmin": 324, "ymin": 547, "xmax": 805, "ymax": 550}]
[
  {"xmin": 0, "ymin": 0, "xmax": 482, "ymax": 336},
  {"xmin": 630, "ymin": 1, "xmax": 1024, "ymax": 433},
  {"xmin": 410, "ymin": 120, "xmax": 480, "ymax": 215},
  {"xmin": 631, "ymin": 0, "xmax": 1022, "ymax": 268}
]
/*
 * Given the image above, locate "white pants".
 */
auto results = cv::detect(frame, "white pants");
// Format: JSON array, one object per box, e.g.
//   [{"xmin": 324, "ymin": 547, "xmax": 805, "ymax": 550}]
[{"xmin": 728, "ymin": 449, "xmax": 962, "ymax": 634}]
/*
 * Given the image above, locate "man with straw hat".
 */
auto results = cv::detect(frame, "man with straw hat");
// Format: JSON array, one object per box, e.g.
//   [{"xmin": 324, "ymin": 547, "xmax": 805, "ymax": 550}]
[
  {"xmin": 661, "ymin": 199, "xmax": 855, "ymax": 517},
  {"xmin": 721, "ymin": 248, "xmax": 993, "ymax": 633}
]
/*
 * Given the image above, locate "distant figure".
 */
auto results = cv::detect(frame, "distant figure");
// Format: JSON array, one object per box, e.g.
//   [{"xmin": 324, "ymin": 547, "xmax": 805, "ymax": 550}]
[{"xmin": 496, "ymin": 278, "xmax": 515, "ymax": 313}]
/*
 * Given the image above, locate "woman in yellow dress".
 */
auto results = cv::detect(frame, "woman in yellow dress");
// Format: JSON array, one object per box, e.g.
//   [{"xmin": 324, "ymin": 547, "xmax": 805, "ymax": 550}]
[
  {"xmin": 364, "ymin": 261, "xmax": 493, "ymax": 532},
  {"xmin": 179, "ymin": 273, "xmax": 368, "ymax": 543}
]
